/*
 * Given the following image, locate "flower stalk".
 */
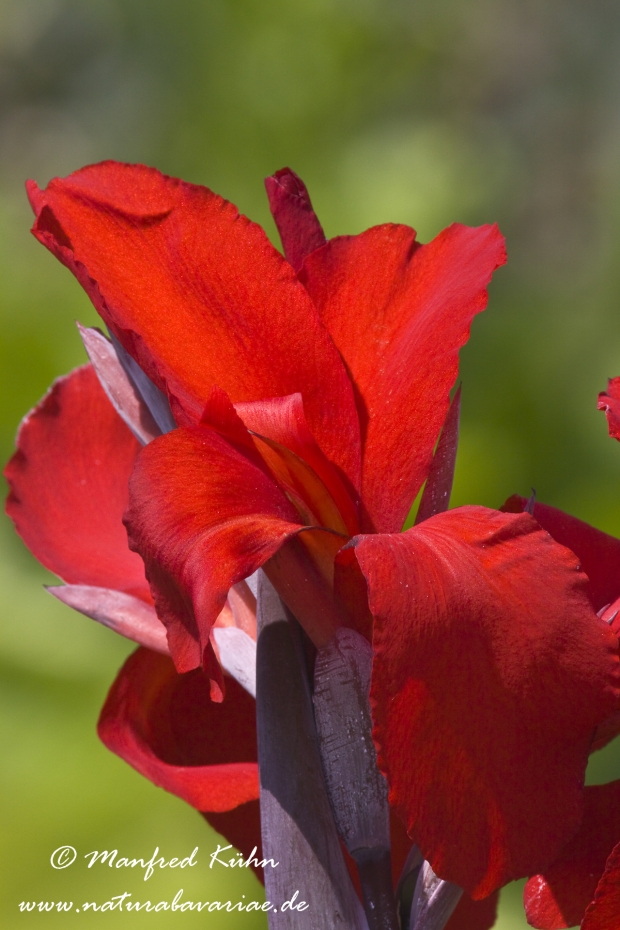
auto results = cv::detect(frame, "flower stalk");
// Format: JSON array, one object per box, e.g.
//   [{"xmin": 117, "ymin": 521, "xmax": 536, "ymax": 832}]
[
  {"xmin": 256, "ymin": 573, "xmax": 367, "ymax": 928},
  {"xmin": 313, "ymin": 627, "xmax": 399, "ymax": 930}
]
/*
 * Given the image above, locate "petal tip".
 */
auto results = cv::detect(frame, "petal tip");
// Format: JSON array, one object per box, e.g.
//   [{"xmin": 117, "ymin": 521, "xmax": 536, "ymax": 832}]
[{"xmin": 25, "ymin": 179, "xmax": 45, "ymax": 216}]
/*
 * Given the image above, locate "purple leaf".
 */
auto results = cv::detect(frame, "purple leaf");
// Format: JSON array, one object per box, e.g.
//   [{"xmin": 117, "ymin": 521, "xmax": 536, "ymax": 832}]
[
  {"xmin": 415, "ymin": 387, "xmax": 461, "ymax": 525},
  {"xmin": 47, "ymin": 584, "xmax": 168, "ymax": 653},
  {"xmin": 78, "ymin": 324, "xmax": 162, "ymax": 445}
]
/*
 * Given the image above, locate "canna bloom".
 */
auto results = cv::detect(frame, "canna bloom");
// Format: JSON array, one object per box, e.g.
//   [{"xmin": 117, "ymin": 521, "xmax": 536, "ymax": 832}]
[
  {"xmin": 5, "ymin": 163, "xmax": 620, "ymax": 917},
  {"xmin": 4, "ymin": 358, "xmax": 497, "ymax": 930}
]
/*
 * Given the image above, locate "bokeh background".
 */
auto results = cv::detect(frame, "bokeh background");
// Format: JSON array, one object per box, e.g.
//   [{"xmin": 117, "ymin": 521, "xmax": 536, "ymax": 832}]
[{"xmin": 2, "ymin": 0, "xmax": 620, "ymax": 926}]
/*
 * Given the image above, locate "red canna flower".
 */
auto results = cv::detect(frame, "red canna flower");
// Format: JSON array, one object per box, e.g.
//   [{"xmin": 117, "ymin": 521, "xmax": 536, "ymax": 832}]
[
  {"xmin": 4, "ymin": 360, "xmax": 497, "ymax": 929},
  {"xmin": 6, "ymin": 162, "xmax": 620, "ymax": 922}
]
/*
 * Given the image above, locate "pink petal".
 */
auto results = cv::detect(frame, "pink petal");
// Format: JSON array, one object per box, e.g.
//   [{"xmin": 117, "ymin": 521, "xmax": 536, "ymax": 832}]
[
  {"xmin": 78, "ymin": 324, "xmax": 162, "ymax": 445},
  {"xmin": 47, "ymin": 584, "xmax": 167, "ymax": 653}
]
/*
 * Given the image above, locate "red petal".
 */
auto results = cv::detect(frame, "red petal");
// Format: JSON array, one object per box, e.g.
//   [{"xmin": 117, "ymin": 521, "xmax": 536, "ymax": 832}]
[
  {"xmin": 597, "ymin": 377, "xmax": 620, "ymax": 441},
  {"xmin": 125, "ymin": 424, "xmax": 304, "ymax": 671},
  {"xmin": 502, "ymin": 495, "xmax": 620, "ymax": 612},
  {"xmin": 525, "ymin": 782, "xmax": 620, "ymax": 929},
  {"xmin": 264, "ymin": 167, "xmax": 326, "ymax": 272},
  {"xmin": 445, "ymin": 892, "xmax": 499, "ymax": 930},
  {"xmin": 98, "ymin": 647, "xmax": 259, "ymax": 812},
  {"xmin": 27, "ymin": 162, "xmax": 361, "ymax": 491},
  {"xmin": 352, "ymin": 506, "xmax": 620, "ymax": 898},
  {"xmin": 235, "ymin": 393, "xmax": 360, "ymax": 535},
  {"xmin": 502, "ymin": 500, "xmax": 620, "ymax": 753},
  {"xmin": 582, "ymin": 840, "xmax": 620, "ymax": 930},
  {"xmin": 5, "ymin": 365, "xmax": 150, "ymax": 600},
  {"xmin": 203, "ymin": 640, "xmax": 225, "ymax": 703},
  {"xmin": 333, "ymin": 543, "xmax": 374, "ymax": 643},
  {"xmin": 262, "ymin": 531, "xmax": 352, "ymax": 646},
  {"xmin": 128, "ymin": 392, "xmax": 358, "ymax": 667},
  {"xmin": 301, "ymin": 223, "xmax": 506, "ymax": 532}
]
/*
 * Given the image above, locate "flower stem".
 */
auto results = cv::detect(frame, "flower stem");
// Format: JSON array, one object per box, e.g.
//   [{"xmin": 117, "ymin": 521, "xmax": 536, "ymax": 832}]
[{"xmin": 353, "ymin": 847, "xmax": 400, "ymax": 930}]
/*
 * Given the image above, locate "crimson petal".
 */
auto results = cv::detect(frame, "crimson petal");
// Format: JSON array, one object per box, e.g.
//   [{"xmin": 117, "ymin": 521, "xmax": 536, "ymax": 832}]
[
  {"xmin": 98, "ymin": 647, "xmax": 259, "ymax": 813},
  {"xmin": 581, "ymin": 840, "xmax": 620, "ymax": 930},
  {"xmin": 235, "ymin": 392, "xmax": 360, "ymax": 535},
  {"xmin": 125, "ymin": 423, "xmax": 304, "ymax": 672},
  {"xmin": 27, "ymin": 162, "xmax": 361, "ymax": 491},
  {"xmin": 524, "ymin": 781, "xmax": 620, "ymax": 929},
  {"xmin": 501, "ymin": 496, "xmax": 620, "ymax": 751},
  {"xmin": 5, "ymin": 365, "xmax": 150, "ymax": 601},
  {"xmin": 445, "ymin": 892, "xmax": 499, "ymax": 930},
  {"xmin": 502, "ymin": 495, "xmax": 620, "ymax": 612},
  {"xmin": 301, "ymin": 223, "xmax": 506, "ymax": 532},
  {"xmin": 350, "ymin": 506, "xmax": 620, "ymax": 898}
]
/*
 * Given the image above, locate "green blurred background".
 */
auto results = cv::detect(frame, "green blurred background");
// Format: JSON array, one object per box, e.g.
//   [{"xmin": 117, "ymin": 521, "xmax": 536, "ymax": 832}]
[{"xmin": 2, "ymin": 0, "xmax": 620, "ymax": 926}]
